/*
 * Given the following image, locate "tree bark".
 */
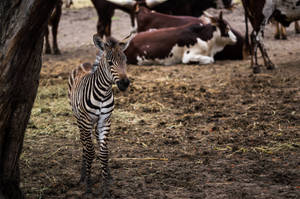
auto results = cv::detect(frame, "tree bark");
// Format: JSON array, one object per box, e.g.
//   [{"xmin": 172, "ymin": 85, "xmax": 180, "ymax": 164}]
[{"xmin": 0, "ymin": 0, "xmax": 58, "ymax": 198}]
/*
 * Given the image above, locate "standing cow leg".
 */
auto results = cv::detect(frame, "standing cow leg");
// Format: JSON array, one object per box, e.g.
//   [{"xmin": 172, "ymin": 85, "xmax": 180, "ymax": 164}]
[
  {"xmin": 45, "ymin": 26, "xmax": 52, "ymax": 54},
  {"xmin": 105, "ymin": 21, "xmax": 112, "ymax": 37},
  {"xmin": 274, "ymin": 21, "xmax": 281, "ymax": 40},
  {"xmin": 97, "ymin": 18, "xmax": 112, "ymax": 38},
  {"xmin": 97, "ymin": 19, "xmax": 105, "ymax": 38},
  {"xmin": 257, "ymin": 30, "xmax": 275, "ymax": 70},
  {"xmin": 250, "ymin": 30, "xmax": 261, "ymax": 73},
  {"xmin": 51, "ymin": 1, "xmax": 62, "ymax": 55},
  {"xmin": 295, "ymin": 21, "xmax": 300, "ymax": 34},
  {"xmin": 52, "ymin": 20, "xmax": 61, "ymax": 54},
  {"xmin": 280, "ymin": 24, "xmax": 287, "ymax": 40},
  {"xmin": 96, "ymin": 115, "xmax": 112, "ymax": 198},
  {"xmin": 78, "ymin": 121, "xmax": 95, "ymax": 193}
]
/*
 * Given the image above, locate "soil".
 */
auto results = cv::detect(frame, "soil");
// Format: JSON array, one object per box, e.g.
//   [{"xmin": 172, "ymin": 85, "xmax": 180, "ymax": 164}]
[{"xmin": 20, "ymin": 4, "xmax": 300, "ymax": 199}]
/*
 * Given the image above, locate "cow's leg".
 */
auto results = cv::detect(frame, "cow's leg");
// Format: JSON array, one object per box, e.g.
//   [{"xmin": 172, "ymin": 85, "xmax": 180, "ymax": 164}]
[
  {"xmin": 258, "ymin": 41, "xmax": 275, "ymax": 70},
  {"xmin": 274, "ymin": 21, "xmax": 281, "ymax": 40},
  {"xmin": 280, "ymin": 24, "xmax": 287, "ymax": 40},
  {"xmin": 78, "ymin": 121, "xmax": 95, "ymax": 193},
  {"xmin": 96, "ymin": 115, "xmax": 112, "ymax": 198},
  {"xmin": 97, "ymin": 19, "xmax": 105, "ymax": 38},
  {"xmin": 52, "ymin": 20, "xmax": 61, "ymax": 55},
  {"xmin": 97, "ymin": 18, "xmax": 111, "ymax": 38},
  {"xmin": 295, "ymin": 21, "xmax": 300, "ymax": 34},
  {"xmin": 45, "ymin": 26, "xmax": 51, "ymax": 54},
  {"xmin": 52, "ymin": 1, "xmax": 62, "ymax": 55},
  {"xmin": 182, "ymin": 51, "xmax": 214, "ymax": 65},
  {"xmin": 250, "ymin": 31, "xmax": 261, "ymax": 73},
  {"xmin": 105, "ymin": 21, "xmax": 111, "ymax": 37}
]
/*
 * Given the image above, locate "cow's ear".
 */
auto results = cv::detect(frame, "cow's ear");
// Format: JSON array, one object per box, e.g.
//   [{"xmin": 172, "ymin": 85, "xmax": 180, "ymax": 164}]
[{"xmin": 93, "ymin": 34, "xmax": 105, "ymax": 52}]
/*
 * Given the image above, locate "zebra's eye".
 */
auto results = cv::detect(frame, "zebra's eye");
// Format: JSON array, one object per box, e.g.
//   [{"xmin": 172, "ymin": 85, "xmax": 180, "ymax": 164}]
[{"xmin": 108, "ymin": 61, "xmax": 113, "ymax": 66}]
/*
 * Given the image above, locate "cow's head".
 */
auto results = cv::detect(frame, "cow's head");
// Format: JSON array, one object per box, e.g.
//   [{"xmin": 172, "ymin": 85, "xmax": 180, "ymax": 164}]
[{"xmin": 207, "ymin": 12, "xmax": 237, "ymax": 45}]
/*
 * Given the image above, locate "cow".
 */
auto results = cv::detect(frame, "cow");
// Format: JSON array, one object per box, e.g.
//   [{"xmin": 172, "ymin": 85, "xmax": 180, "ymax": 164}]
[
  {"xmin": 124, "ymin": 12, "xmax": 237, "ymax": 65},
  {"xmin": 242, "ymin": 0, "xmax": 300, "ymax": 73},
  {"xmin": 273, "ymin": 20, "xmax": 300, "ymax": 40},
  {"xmin": 93, "ymin": 0, "xmax": 235, "ymax": 38},
  {"xmin": 134, "ymin": 5, "xmax": 246, "ymax": 60},
  {"xmin": 45, "ymin": 0, "xmax": 73, "ymax": 54}
]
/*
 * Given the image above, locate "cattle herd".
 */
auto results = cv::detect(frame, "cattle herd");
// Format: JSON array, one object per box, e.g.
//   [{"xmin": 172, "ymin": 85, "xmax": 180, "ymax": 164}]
[
  {"xmin": 45, "ymin": 0, "xmax": 300, "ymax": 71},
  {"xmin": 47, "ymin": 0, "xmax": 300, "ymax": 73}
]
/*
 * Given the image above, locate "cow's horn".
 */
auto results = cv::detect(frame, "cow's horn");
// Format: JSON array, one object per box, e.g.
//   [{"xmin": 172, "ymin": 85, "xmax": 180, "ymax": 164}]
[
  {"xmin": 145, "ymin": 0, "xmax": 168, "ymax": 8},
  {"xmin": 203, "ymin": 11, "xmax": 214, "ymax": 19},
  {"xmin": 105, "ymin": 0, "xmax": 136, "ymax": 8}
]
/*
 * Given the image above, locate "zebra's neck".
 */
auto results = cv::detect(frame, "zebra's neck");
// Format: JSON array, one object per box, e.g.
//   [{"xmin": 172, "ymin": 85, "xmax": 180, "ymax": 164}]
[
  {"xmin": 92, "ymin": 53, "xmax": 102, "ymax": 72},
  {"xmin": 93, "ymin": 56, "xmax": 113, "ymax": 92}
]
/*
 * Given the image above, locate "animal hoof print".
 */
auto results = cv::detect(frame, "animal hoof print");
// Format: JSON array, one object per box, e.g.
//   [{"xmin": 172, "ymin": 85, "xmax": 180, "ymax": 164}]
[{"xmin": 252, "ymin": 66, "xmax": 261, "ymax": 74}]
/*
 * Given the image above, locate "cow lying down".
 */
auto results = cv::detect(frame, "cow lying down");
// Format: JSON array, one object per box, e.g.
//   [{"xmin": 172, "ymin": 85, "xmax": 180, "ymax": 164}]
[{"xmin": 125, "ymin": 12, "xmax": 237, "ymax": 65}]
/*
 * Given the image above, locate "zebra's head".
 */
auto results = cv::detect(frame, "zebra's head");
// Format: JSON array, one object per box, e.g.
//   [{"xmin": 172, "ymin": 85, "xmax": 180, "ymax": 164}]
[{"xmin": 93, "ymin": 34, "xmax": 132, "ymax": 91}]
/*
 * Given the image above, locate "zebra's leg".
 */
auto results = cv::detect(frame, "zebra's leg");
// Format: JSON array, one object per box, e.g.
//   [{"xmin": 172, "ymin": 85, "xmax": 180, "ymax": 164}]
[
  {"xmin": 78, "ymin": 120, "xmax": 95, "ymax": 193},
  {"xmin": 96, "ymin": 115, "xmax": 112, "ymax": 197}
]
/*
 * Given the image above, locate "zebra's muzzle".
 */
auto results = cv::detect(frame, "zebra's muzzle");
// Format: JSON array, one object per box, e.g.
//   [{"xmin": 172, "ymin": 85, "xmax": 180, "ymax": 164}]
[{"xmin": 117, "ymin": 78, "xmax": 130, "ymax": 91}]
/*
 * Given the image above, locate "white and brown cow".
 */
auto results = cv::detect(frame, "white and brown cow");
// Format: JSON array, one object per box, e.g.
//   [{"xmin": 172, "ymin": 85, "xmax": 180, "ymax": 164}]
[
  {"xmin": 125, "ymin": 12, "xmax": 237, "ymax": 65},
  {"xmin": 134, "ymin": 5, "xmax": 247, "ymax": 60},
  {"xmin": 242, "ymin": 0, "xmax": 300, "ymax": 73}
]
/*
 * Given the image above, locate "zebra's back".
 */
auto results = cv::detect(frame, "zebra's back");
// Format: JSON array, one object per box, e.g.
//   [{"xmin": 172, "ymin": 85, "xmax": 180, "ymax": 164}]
[
  {"xmin": 68, "ymin": 62, "xmax": 93, "ymax": 90},
  {"xmin": 68, "ymin": 63, "xmax": 95, "ymax": 117}
]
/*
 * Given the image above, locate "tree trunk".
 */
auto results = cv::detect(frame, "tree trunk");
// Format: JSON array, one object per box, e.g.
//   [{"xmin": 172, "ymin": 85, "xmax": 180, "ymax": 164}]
[{"xmin": 0, "ymin": 0, "xmax": 58, "ymax": 198}]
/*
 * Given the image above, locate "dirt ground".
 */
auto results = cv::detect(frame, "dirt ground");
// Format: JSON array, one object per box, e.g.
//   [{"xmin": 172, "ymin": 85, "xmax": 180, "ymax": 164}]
[{"xmin": 20, "ymin": 3, "xmax": 300, "ymax": 199}]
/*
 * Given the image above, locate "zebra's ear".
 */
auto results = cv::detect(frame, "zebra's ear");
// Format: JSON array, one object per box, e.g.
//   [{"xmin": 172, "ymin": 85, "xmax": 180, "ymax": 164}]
[
  {"xmin": 119, "ymin": 33, "xmax": 135, "ymax": 51},
  {"xmin": 93, "ymin": 34, "xmax": 105, "ymax": 51}
]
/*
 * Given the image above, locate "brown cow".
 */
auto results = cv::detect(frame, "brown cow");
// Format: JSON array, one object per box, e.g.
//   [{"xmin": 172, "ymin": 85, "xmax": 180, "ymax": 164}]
[
  {"xmin": 134, "ymin": 5, "xmax": 246, "ymax": 60},
  {"xmin": 125, "ymin": 12, "xmax": 237, "ymax": 65}
]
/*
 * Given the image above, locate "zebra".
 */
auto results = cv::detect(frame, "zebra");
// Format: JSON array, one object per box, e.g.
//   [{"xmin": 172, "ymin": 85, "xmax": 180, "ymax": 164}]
[{"xmin": 68, "ymin": 34, "xmax": 131, "ymax": 196}]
